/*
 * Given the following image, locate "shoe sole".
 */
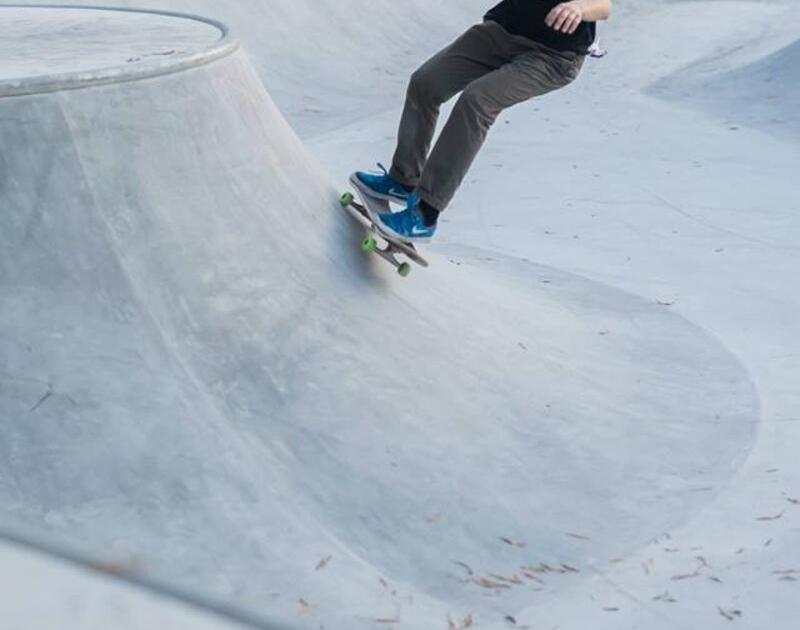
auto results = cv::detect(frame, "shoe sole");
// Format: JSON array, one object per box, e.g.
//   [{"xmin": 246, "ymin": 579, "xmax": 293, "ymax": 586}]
[{"xmin": 375, "ymin": 219, "xmax": 434, "ymax": 245}]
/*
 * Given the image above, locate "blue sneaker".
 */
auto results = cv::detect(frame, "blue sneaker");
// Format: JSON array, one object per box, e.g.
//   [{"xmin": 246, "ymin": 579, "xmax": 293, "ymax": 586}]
[
  {"xmin": 351, "ymin": 163, "xmax": 412, "ymax": 204},
  {"xmin": 377, "ymin": 196, "xmax": 437, "ymax": 243}
]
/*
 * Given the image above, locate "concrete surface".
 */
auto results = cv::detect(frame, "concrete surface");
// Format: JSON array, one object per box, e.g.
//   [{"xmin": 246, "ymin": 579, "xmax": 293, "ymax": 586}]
[{"xmin": 1, "ymin": 2, "xmax": 797, "ymax": 629}]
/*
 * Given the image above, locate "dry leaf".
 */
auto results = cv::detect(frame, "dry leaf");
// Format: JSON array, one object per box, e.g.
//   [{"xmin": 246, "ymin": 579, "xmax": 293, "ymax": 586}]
[
  {"xmin": 757, "ymin": 511, "xmax": 785, "ymax": 521},
  {"xmin": 477, "ymin": 577, "xmax": 512, "ymax": 589},
  {"xmin": 521, "ymin": 571, "xmax": 544, "ymax": 583},
  {"xmin": 500, "ymin": 537, "xmax": 527, "ymax": 548},
  {"xmin": 566, "ymin": 532, "xmax": 592, "ymax": 541},
  {"xmin": 718, "ymin": 607, "xmax": 742, "ymax": 621},
  {"xmin": 315, "ymin": 555, "xmax": 332, "ymax": 571},
  {"xmin": 490, "ymin": 573, "xmax": 523, "ymax": 585}
]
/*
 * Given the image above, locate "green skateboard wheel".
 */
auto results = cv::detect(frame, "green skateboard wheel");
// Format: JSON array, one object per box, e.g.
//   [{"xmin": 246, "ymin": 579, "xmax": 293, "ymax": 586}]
[
  {"xmin": 398, "ymin": 262, "xmax": 412, "ymax": 278},
  {"xmin": 362, "ymin": 237, "xmax": 378, "ymax": 253},
  {"xmin": 340, "ymin": 192, "xmax": 354, "ymax": 206}
]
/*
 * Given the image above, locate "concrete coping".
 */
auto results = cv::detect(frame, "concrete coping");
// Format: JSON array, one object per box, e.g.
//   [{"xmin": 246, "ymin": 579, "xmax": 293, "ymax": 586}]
[{"xmin": 0, "ymin": 4, "xmax": 239, "ymax": 97}]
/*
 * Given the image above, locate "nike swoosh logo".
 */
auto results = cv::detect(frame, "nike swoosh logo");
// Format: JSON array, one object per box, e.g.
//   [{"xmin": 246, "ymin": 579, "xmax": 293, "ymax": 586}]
[{"xmin": 410, "ymin": 225, "xmax": 431, "ymax": 236}]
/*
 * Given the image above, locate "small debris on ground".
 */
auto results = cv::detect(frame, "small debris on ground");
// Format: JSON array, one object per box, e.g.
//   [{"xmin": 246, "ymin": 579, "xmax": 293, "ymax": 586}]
[
  {"xmin": 757, "ymin": 511, "xmax": 785, "ymax": 521},
  {"xmin": 448, "ymin": 613, "xmax": 475, "ymax": 629},
  {"xmin": 476, "ymin": 577, "xmax": 512, "ymax": 589},
  {"xmin": 718, "ymin": 607, "xmax": 743, "ymax": 621},
  {"xmin": 499, "ymin": 537, "xmax": 526, "ymax": 548},
  {"xmin": 566, "ymin": 532, "xmax": 592, "ymax": 541},
  {"xmin": 315, "ymin": 555, "xmax": 332, "ymax": 571}
]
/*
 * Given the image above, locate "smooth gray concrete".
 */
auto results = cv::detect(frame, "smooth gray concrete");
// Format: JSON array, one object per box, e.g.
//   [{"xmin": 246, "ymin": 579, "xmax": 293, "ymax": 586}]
[{"xmin": 0, "ymin": 5, "xmax": 763, "ymax": 629}]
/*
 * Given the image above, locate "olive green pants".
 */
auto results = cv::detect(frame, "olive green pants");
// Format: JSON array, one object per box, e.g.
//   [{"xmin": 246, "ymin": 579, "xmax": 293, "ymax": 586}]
[{"xmin": 390, "ymin": 20, "xmax": 584, "ymax": 211}]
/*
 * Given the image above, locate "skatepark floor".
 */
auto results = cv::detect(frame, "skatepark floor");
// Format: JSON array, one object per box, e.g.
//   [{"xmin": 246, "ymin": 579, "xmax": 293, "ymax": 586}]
[{"xmin": 1, "ymin": 1, "xmax": 798, "ymax": 629}]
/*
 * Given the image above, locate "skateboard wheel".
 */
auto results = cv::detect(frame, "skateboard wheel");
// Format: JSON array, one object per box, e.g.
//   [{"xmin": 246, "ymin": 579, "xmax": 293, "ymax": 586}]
[
  {"xmin": 362, "ymin": 237, "xmax": 378, "ymax": 253},
  {"xmin": 340, "ymin": 192, "xmax": 354, "ymax": 206},
  {"xmin": 398, "ymin": 262, "xmax": 412, "ymax": 278}
]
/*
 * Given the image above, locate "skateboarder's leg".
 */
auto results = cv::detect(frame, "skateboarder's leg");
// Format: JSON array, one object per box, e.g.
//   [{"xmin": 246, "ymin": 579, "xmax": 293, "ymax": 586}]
[
  {"xmin": 389, "ymin": 23, "xmax": 512, "ymax": 189},
  {"xmin": 416, "ymin": 44, "xmax": 584, "ymax": 212}
]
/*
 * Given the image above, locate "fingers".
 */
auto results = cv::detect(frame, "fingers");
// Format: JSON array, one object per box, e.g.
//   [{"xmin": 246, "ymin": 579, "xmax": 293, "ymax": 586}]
[
  {"xmin": 564, "ymin": 13, "xmax": 582, "ymax": 34},
  {"xmin": 545, "ymin": 6, "xmax": 567, "ymax": 30},
  {"xmin": 557, "ymin": 9, "xmax": 581, "ymax": 34},
  {"xmin": 545, "ymin": 4, "xmax": 583, "ymax": 34},
  {"xmin": 544, "ymin": 6, "xmax": 559, "ymax": 28}
]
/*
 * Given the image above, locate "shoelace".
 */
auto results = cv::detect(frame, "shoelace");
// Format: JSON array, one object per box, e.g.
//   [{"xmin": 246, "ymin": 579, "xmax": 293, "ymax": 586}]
[{"xmin": 374, "ymin": 163, "xmax": 417, "ymax": 202}]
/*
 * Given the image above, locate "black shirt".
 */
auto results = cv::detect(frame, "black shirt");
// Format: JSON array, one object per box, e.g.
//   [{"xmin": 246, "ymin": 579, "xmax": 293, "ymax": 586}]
[{"xmin": 485, "ymin": 0, "xmax": 596, "ymax": 53}]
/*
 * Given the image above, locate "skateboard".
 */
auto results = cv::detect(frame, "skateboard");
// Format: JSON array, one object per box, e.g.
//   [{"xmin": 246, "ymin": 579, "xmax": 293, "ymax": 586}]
[{"xmin": 340, "ymin": 180, "xmax": 429, "ymax": 277}]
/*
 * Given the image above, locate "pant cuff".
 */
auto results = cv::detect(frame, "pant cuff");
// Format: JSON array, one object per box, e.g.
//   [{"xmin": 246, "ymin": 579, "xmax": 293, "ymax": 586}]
[
  {"xmin": 389, "ymin": 164, "xmax": 417, "ymax": 189},
  {"xmin": 415, "ymin": 188, "xmax": 446, "ymax": 212}
]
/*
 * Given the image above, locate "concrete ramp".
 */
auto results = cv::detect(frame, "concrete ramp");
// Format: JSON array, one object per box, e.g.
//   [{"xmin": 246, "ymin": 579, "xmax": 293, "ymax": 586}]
[
  {"xmin": 0, "ymin": 6, "xmax": 757, "ymax": 628},
  {"xmin": 683, "ymin": 39, "xmax": 800, "ymax": 140},
  {"xmin": 646, "ymin": 20, "xmax": 799, "ymax": 141},
  {"xmin": 4, "ymin": 0, "xmax": 490, "ymax": 135}
]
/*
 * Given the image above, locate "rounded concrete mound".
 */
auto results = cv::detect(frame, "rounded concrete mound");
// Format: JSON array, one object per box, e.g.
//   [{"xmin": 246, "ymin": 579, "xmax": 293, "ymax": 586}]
[
  {"xmin": 0, "ymin": 4, "xmax": 237, "ymax": 96},
  {"xmin": 0, "ymin": 5, "xmax": 758, "ymax": 629}
]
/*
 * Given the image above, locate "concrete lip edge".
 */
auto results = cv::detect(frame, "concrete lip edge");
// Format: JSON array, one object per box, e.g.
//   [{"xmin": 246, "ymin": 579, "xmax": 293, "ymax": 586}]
[
  {"xmin": 0, "ymin": 3, "xmax": 240, "ymax": 97},
  {"xmin": 0, "ymin": 527, "xmax": 296, "ymax": 630}
]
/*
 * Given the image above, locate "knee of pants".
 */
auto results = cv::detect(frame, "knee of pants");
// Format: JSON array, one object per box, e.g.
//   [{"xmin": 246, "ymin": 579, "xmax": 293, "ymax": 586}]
[
  {"xmin": 407, "ymin": 68, "xmax": 448, "ymax": 107},
  {"xmin": 455, "ymin": 87, "xmax": 502, "ymax": 128}
]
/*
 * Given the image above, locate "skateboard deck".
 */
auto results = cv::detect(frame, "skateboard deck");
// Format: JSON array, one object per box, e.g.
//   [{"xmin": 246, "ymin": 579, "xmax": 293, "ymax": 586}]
[{"xmin": 340, "ymin": 177, "xmax": 429, "ymax": 277}]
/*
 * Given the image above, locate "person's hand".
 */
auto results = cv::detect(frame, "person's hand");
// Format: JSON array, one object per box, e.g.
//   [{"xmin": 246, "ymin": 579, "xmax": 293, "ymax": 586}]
[{"xmin": 545, "ymin": 1, "xmax": 585, "ymax": 34}]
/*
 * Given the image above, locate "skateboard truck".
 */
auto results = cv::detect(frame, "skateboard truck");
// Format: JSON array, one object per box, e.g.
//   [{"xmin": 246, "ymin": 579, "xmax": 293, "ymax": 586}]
[{"xmin": 340, "ymin": 190, "xmax": 428, "ymax": 277}]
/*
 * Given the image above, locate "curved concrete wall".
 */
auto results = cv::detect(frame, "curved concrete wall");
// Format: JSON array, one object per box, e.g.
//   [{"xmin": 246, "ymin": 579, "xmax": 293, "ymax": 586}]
[{"xmin": 0, "ymin": 4, "xmax": 759, "ymax": 628}]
